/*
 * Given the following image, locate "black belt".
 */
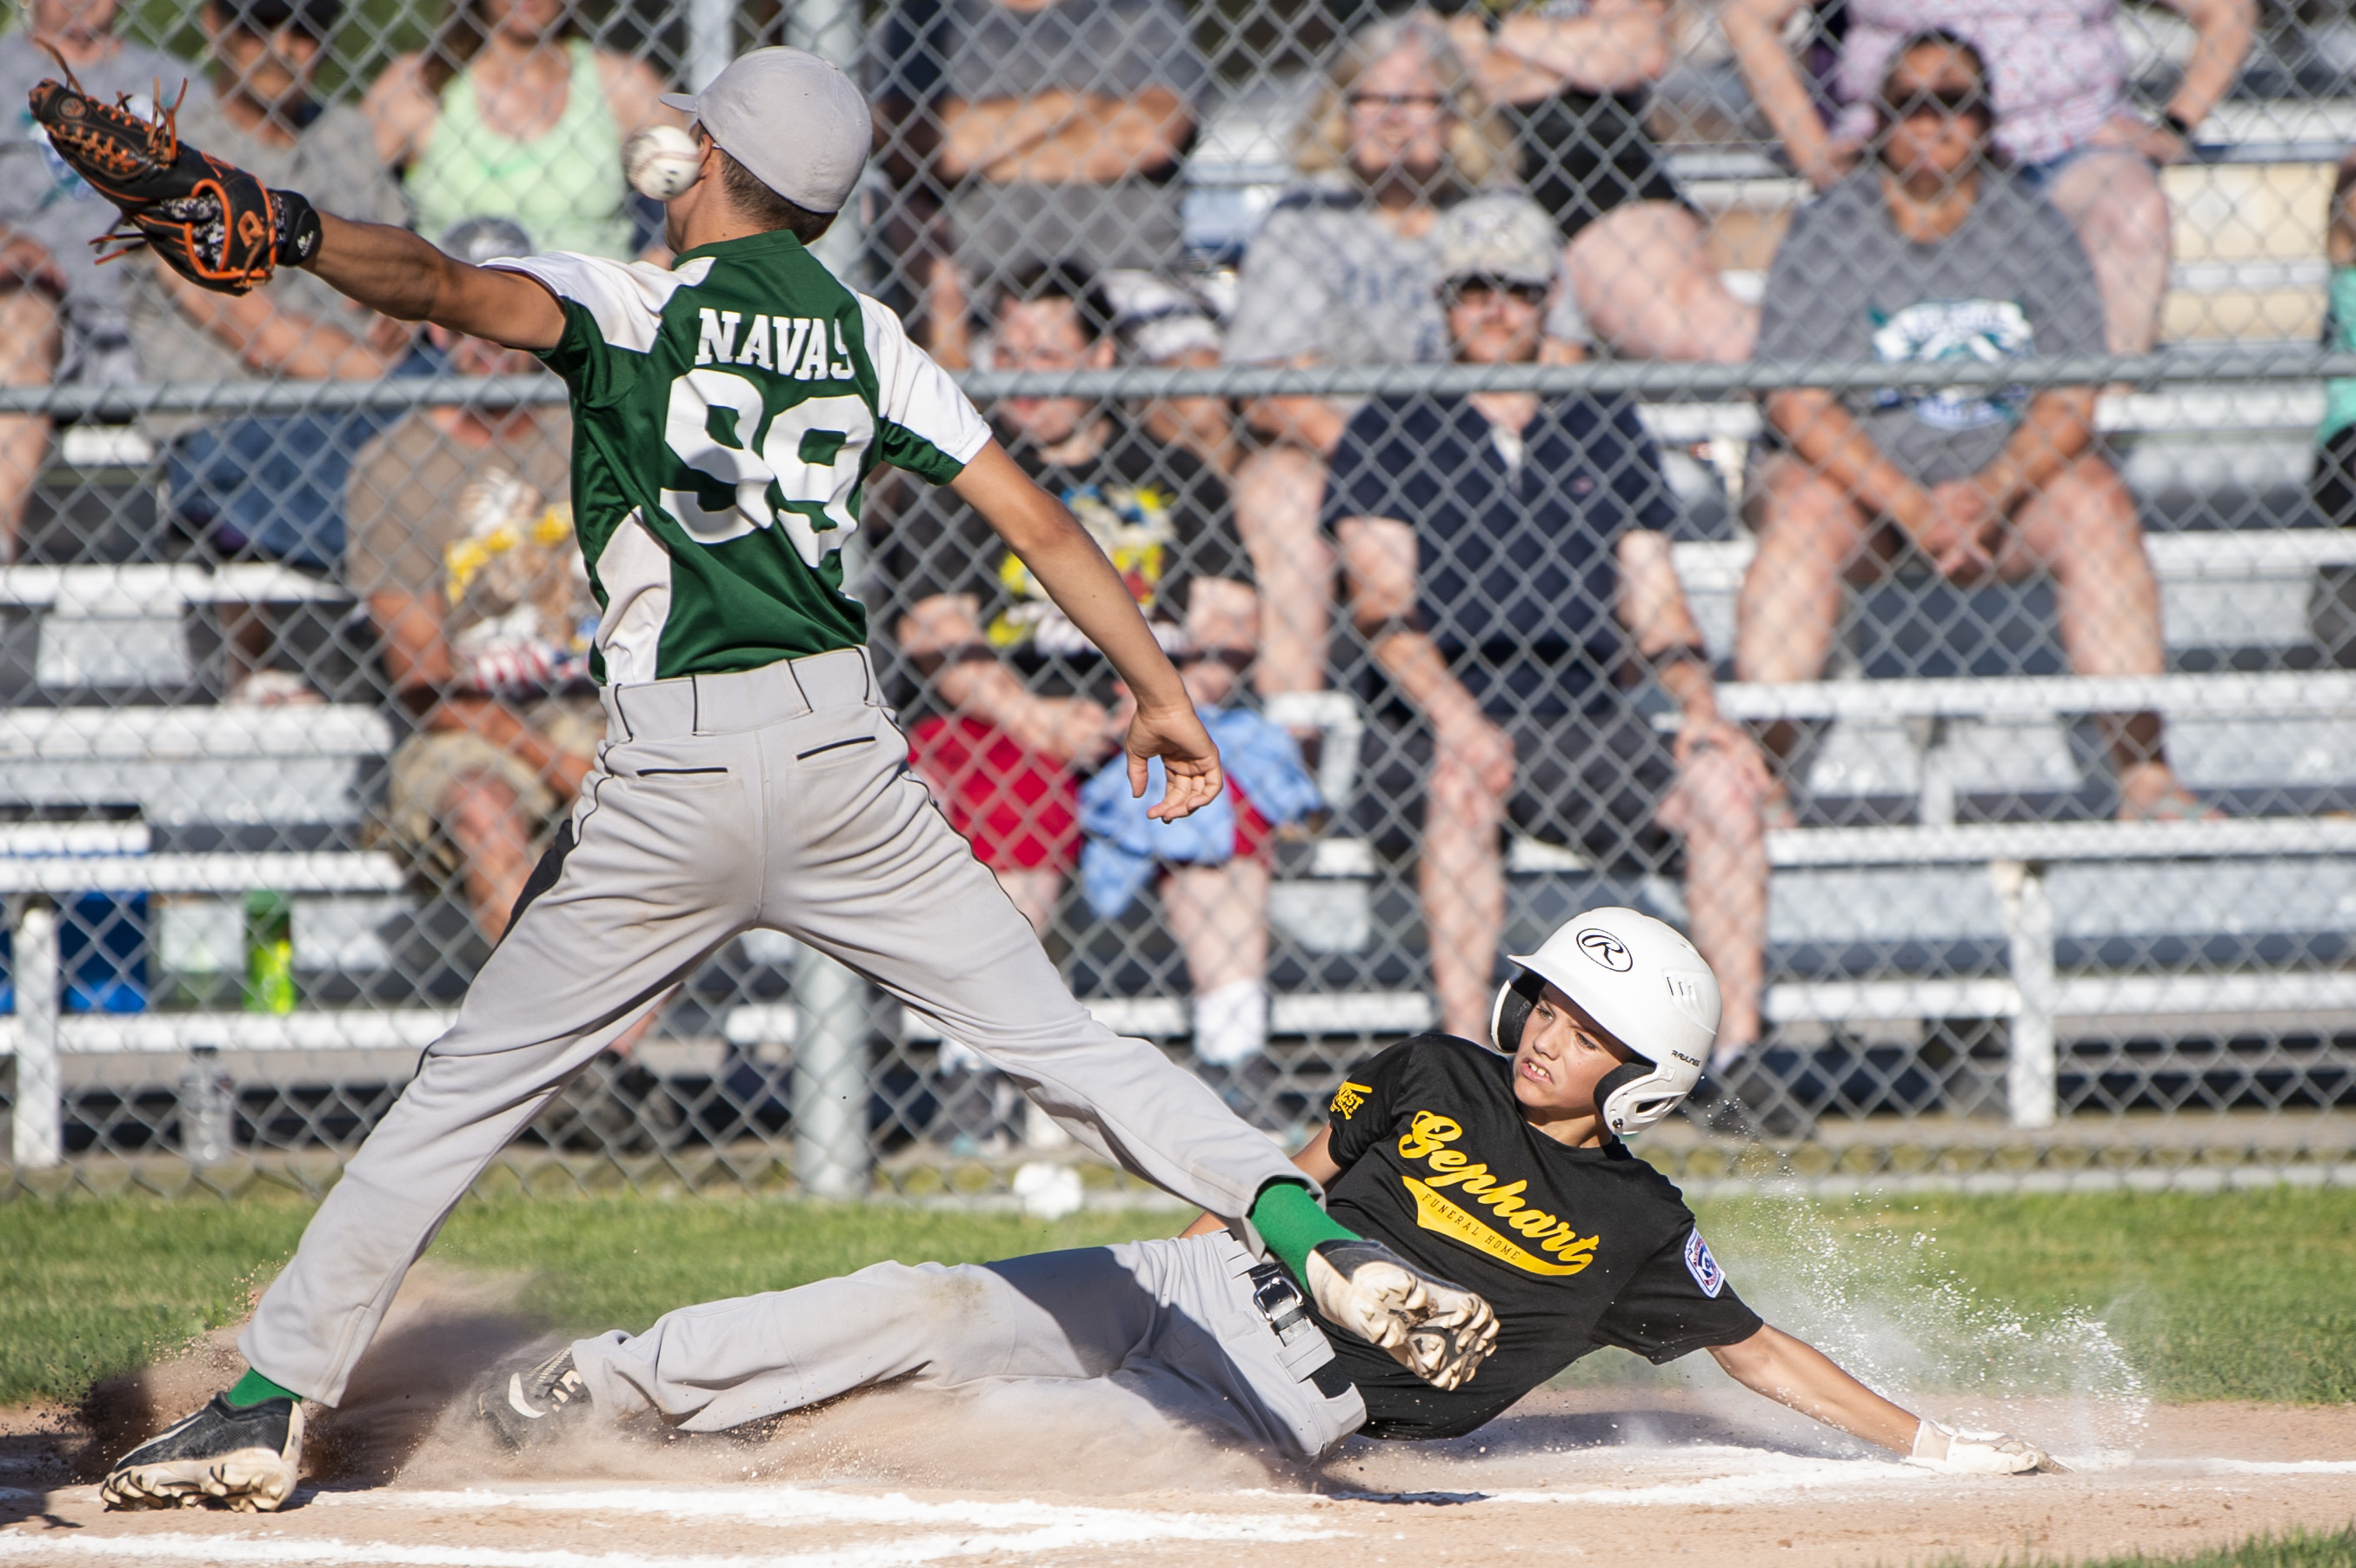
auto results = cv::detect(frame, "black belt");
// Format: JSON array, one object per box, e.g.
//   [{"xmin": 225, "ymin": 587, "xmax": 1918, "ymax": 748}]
[{"xmin": 1246, "ymin": 1261, "xmax": 1357, "ymax": 1400}]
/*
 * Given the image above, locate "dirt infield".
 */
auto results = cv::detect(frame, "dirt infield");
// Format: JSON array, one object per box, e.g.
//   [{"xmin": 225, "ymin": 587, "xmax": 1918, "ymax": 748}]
[{"xmin": 3, "ymin": 1272, "xmax": 2352, "ymax": 1568}]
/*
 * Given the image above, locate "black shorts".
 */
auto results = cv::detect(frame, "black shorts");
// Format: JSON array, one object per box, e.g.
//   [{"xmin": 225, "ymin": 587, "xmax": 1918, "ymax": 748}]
[
  {"xmin": 1355, "ymin": 699, "xmax": 1680, "ymax": 874},
  {"xmin": 1504, "ymin": 90, "xmax": 1685, "ymax": 243}
]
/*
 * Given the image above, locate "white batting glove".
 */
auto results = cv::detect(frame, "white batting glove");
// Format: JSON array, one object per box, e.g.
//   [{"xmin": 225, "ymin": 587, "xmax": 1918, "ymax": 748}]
[
  {"xmin": 1304, "ymin": 1239, "xmax": 1499, "ymax": 1391},
  {"xmin": 1908, "ymin": 1419, "xmax": 2069, "ymax": 1475}
]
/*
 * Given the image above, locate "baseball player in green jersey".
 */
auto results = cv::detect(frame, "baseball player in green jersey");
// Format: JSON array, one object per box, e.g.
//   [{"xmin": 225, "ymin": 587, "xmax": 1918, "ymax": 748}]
[{"xmin": 93, "ymin": 48, "xmax": 1497, "ymax": 1512}]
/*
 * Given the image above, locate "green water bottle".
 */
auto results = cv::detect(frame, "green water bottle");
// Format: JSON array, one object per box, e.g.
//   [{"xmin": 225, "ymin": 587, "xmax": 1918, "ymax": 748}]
[{"xmin": 243, "ymin": 889, "xmax": 296, "ymax": 1014}]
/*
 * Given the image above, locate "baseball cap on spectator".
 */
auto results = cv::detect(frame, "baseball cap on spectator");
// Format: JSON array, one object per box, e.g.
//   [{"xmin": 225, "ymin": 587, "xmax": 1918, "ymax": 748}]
[
  {"xmin": 1097, "ymin": 270, "xmax": 1221, "ymax": 363},
  {"xmin": 209, "ymin": 0, "xmax": 340, "ymax": 38},
  {"xmin": 1434, "ymin": 195, "xmax": 1561, "ymax": 289},
  {"xmin": 442, "ymin": 216, "xmax": 534, "ymax": 268},
  {"xmin": 660, "ymin": 49, "xmax": 868, "ymax": 216}
]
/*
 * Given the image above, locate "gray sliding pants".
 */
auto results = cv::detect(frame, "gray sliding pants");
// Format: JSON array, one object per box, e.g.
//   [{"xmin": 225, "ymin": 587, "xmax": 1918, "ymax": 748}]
[
  {"xmin": 243, "ymin": 649, "xmax": 1308, "ymax": 1405},
  {"xmin": 570, "ymin": 1232, "xmax": 1368, "ymax": 1460}
]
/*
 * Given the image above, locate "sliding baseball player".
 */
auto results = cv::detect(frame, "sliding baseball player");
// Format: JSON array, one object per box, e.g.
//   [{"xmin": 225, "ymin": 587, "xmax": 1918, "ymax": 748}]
[{"xmin": 469, "ymin": 909, "xmax": 2065, "ymax": 1478}]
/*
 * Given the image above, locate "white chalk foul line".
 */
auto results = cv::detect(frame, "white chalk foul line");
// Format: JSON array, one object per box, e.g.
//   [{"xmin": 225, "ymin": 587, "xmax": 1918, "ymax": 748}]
[
  {"xmin": 0, "ymin": 1512, "xmax": 1338, "ymax": 1568},
  {"xmin": 312, "ymin": 1484, "xmax": 1321, "ymax": 1535},
  {"xmin": 0, "ymin": 1487, "xmax": 1339, "ymax": 1568},
  {"xmin": 2187, "ymin": 1459, "xmax": 2356, "ymax": 1476},
  {"xmin": 1481, "ymin": 1459, "xmax": 1926, "ymax": 1509}
]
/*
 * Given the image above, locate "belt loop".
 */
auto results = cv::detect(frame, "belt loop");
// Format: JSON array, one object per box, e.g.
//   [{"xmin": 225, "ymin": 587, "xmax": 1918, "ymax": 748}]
[
  {"xmin": 602, "ymin": 684, "xmax": 634, "ymax": 742},
  {"xmin": 785, "ymin": 655, "xmax": 814, "ymax": 718},
  {"xmin": 690, "ymin": 673, "xmax": 707, "ymax": 736}
]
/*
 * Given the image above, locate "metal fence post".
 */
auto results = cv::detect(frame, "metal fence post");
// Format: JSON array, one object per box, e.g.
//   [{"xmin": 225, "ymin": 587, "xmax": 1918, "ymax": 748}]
[
  {"xmin": 684, "ymin": 0, "xmax": 735, "ymax": 90},
  {"xmin": 790, "ymin": 0, "xmax": 867, "ymax": 287},
  {"xmin": 1992, "ymin": 859, "xmax": 2058, "ymax": 1130},
  {"xmin": 180, "ymin": 1043, "xmax": 234, "ymax": 1166},
  {"xmin": 10, "ymin": 899, "xmax": 62, "ymax": 1169},
  {"xmin": 792, "ymin": 945, "xmax": 872, "ymax": 1197}
]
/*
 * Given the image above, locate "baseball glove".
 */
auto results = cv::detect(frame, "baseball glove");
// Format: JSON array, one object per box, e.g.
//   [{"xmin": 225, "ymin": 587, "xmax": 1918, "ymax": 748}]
[{"xmin": 26, "ymin": 58, "xmax": 319, "ymax": 296}]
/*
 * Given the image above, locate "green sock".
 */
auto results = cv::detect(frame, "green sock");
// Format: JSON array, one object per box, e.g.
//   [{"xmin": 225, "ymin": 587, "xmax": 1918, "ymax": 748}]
[
  {"xmin": 223, "ymin": 1367, "xmax": 300, "ymax": 1408},
  {"xmin": 1248, "ymin": 1179, "xmax": 1358, "ymax": 1285}
]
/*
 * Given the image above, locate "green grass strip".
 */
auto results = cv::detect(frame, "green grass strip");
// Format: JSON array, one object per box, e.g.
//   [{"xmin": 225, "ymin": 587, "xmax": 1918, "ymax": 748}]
[
  {"xmin": 1926, "ymin": 1523, "xmax": 2356, "ymax": 1567},
  {"xmin": 5, "ymin": 1186, "xmax": 2356, "ymax": 1410},
  {"xmin": 0, "ymin": 1192, "xmax": 1171, "ymax": 1407}
]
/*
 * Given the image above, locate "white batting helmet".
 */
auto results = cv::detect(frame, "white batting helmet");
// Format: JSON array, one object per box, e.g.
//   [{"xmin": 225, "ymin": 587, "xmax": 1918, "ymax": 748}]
[{"xmin": 1487, "ymin": 908, "xmax": 1721, "ymax": 1135}]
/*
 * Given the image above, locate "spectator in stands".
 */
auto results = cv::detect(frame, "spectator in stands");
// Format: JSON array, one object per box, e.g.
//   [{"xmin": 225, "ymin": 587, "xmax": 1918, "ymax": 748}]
[
  {"xmin": 1224, "ymin": 12, "xmax": 1584, "ymax": 699},
  {"xmin": 1739, "ymin": 32, "xmax": 2207, "ymax": 822},
  {"xmin": 364, "ymin": 0, "xmax": 677, "ymax": 261},
  {"xmin": 877, "ymin": 261, "xmax": 1306, "ymax": 1084},
  {"xmin": 884, "ymin": 0, "xmax": 1205, "ymax": 372},
  {"xmin": 1330, "ymin": 194, "xmax": 1772, "ymax": 1063},
  {"xmin": 1439, "ymin": 0, "xmax": 1757, "ymax": 362},
  {"xmin": 1725, "ymin": 0, "xmax": 2254, "ymax": 356},
  {"xmin": 130, "ymin": 0, "xmax": 412, "ymax": 701},
  {"xmin": 0, "ymin": 0, "xmax": 182, "ymax": 561},
  {"xmin": 346, "ymin": 217, "xmax": 598, "ymax": 947}
]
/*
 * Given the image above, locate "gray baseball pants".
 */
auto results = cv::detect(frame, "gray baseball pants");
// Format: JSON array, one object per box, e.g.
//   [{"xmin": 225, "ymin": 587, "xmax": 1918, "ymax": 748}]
[
  {"xmin": 569, "ymin": 1232, "xmax": 1368, "ymax": 1460},
  {"xmin": 243, "ymin": 649, "xmax": 1309, "ymax": 1405}
]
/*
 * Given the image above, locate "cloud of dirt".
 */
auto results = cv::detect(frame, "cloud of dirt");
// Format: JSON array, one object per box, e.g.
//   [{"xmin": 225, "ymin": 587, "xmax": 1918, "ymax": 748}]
[{"xmin": 1667, "ymin": 1193, "xmax": 2151, "ymax": 1465}]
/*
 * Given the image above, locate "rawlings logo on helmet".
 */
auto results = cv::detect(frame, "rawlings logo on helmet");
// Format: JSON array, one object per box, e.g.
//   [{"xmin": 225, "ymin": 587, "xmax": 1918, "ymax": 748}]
[{"xmin": 1576, "ymin": 928, "xmax": 1632, "ymax": 972}]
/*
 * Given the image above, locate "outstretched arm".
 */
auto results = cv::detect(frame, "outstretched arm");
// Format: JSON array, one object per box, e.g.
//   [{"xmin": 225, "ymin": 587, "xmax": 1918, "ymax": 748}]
[
  {"xmin": 948, "ymin": 441, "xmax": 1222, "ymax": 821},
  {"xmin": 1710, "ymin": 1325, "xmax": 2064, "ymax": 1472},
  {"xmin": 307, "ymin": 212, "xmax": 566, "ymax": 349},
  {"xmin": 1709, "ymin": 1325, "xmax": 1920, "ymax": 1453}
]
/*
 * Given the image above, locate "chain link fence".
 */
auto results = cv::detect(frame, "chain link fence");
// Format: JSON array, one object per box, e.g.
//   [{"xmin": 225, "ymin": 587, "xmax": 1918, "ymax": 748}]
[{"xmin": 6, "ymin": 0, "xmax": 2356, "ymax": 1199}]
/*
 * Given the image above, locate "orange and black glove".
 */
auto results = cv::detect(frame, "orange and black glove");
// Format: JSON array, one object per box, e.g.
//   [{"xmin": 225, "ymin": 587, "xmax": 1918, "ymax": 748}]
[{"xmin": 28, "ymin": 62, "xmax": 318, "ymax": 295}]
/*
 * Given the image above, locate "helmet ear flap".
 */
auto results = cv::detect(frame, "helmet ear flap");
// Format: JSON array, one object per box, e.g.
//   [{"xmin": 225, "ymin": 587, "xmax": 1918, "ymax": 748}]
[
  {"xmin": 1488, "ymin": 968, "xmax": 1546, "ymax": 1053},
  {"xmin": 1592, "ymin": 1060, "xmax": 1653, "ymax": 1132}
]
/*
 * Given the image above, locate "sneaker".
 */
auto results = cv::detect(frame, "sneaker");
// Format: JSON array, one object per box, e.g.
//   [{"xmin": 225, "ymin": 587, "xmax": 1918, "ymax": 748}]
[
  {"xmin": 478, "ymin": 1347, "xmax": 592, "ymax": 1451},
  {"xmin": 100, "ymin": 1394, "xmax": 303, "ymax": 1512}
]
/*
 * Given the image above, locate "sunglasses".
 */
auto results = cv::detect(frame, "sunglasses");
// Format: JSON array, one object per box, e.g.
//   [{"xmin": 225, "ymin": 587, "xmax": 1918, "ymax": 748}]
[
  {"xmin": 1878, "ymin": 85, "xmax": 1990, "ymax": 125},
  {"xmin": 1444, "ymin": 276, "xmax": 1549, "ymax": 309}
]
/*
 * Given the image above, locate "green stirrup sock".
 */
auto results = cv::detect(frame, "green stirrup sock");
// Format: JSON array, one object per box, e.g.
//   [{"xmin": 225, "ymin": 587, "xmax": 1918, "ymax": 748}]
[
  {"xmin": 1248, "ymin": 1180, "xmax": 1357, "ymax": 1285},
  {"xmin": 223, "ymin": 1367, "xmax": 300, "ymax": 1408}
]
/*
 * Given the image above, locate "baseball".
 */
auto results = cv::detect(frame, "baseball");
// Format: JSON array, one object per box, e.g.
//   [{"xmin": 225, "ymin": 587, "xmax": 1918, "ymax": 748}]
[{"xmin": 623, "ymin": 124, "xmax": 701, "ymax": 201}]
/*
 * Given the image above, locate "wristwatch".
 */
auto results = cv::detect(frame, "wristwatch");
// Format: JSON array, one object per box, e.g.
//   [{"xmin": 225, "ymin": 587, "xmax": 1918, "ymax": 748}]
[{"xmin": 2160, "ymin": 109, "xmax": 2198, "ymax": 141}]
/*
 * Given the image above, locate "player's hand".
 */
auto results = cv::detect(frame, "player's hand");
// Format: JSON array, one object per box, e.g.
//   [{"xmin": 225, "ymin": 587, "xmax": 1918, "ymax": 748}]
[
  {"xmin": 1127, "ymin": 699, "xmax": 1224, "ymax": 822},
  {"xmin": 1908, "ymin": 1419, "xmax": 2069, "ymax": 1475},
  {"xmin": 1305, "ymin": 1239, "xmax": 1499, "ymax": 1391}
]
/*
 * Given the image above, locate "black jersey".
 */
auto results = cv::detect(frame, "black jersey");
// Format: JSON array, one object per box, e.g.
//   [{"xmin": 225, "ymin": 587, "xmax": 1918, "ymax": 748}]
[{"xmin": 1319, "ymin": 1035, "xmax": 1762, "ymax": 1439}]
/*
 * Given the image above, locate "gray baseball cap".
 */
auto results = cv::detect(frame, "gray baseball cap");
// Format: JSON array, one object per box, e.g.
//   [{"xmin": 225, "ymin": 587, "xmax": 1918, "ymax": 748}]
[
  {"xmin": 660, "ymin": 48, "xmax": 869, "ymax": 216},
  {"xmin": 1434, "ymin": 195, "xmax": 1561, "ymax": 289}
]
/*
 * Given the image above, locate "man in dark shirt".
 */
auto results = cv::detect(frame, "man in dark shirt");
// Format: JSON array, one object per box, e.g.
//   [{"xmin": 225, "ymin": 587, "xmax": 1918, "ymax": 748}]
[
  {"xmin": 875, "ymin": 259, "xmax": 1278, "ymax": 1072},
  {"xmin": 479, "ymin": 907, "xmax": 2063, "ymax": 1476},
  {"xmin": 1323, "ymin": 196, "xmax": 1774, "ymax": 1069}
]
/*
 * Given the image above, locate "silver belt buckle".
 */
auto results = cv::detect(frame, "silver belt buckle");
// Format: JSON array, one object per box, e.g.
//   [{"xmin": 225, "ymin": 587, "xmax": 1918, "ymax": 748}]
[{"xmin": 1247, "ymin": 1261, "xmax": 1314, "ymax": 1346}]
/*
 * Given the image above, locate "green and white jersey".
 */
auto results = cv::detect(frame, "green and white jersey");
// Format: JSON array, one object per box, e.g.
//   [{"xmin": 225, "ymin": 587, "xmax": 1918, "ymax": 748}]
[{"xmin": 490, "ymin": 230, "xmax": 991, "ymax": 683}]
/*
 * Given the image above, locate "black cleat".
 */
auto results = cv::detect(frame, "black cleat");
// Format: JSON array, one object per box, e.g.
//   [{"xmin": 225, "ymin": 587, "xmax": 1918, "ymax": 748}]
[
  {"xmin": 478, "ymin": 1347, "xmax": 593, "ymax": 1451},
  {"xmin": 101, "ymin": 1393, "xmax": 303, "ymax": 1512}
]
